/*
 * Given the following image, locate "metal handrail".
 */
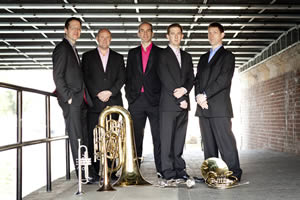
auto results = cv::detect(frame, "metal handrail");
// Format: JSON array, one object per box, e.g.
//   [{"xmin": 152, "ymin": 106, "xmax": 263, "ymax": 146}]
[
  {"xmin": 0, "ymin": 82, "xmax": 56, "ymax": 96},
  {"xmin": 0, "ymin": 136, "xmax": 68, "ymax": 152},
  {"xmin": 0, "ymin": 81, "xmax": 70, "ymax": 200}
]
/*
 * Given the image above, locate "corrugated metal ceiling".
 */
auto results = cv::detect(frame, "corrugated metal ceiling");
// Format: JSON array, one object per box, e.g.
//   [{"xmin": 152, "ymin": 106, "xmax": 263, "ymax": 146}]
[{"xmin": 0, "ymin": 0, "xmax": 299, "ymax": 70}]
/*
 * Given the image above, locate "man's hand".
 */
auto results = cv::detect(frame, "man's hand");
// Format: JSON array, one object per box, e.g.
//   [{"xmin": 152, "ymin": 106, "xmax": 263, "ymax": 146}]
[
  {"xmin": 97, "ymin": 90, "xmax": 112, "ymax": 102},
  {"xmin": 180, "ymin": 100, "xmax": 188, "ymax": 109},
  {"xmin": 173, "ymin": 87, "xmax": 187, "ymax": 99},
  {"xmin": 68, "ymin": 98, "xmax": 72, "ymax": 104},
  {"xmin": 199, "ymin": 100, "xmax": 208, "ymax": 109},
  {"xmin": 196, "ymin": 94, "xmax": 206, "ymax": 104},
  {"xmin": 196, "ymin": 94, "xmax": 208, "ymax": 109}
]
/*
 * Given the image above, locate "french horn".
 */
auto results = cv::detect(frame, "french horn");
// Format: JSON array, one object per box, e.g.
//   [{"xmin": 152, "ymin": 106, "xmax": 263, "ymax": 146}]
[{"xmin": 200, "ymin": 157, "xmax": 239, "ymax": 189}]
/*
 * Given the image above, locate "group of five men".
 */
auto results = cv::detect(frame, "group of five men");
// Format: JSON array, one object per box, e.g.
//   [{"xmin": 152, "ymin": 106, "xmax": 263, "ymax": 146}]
[{"xmin": 52, "ymin": 17, "xmax": 242, "ymax": 184}]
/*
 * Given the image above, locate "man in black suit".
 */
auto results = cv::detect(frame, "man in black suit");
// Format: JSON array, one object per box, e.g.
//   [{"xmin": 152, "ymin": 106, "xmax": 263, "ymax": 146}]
[
  {"xmin": 125, "ymin": 22, "xmax": 162, "ymax": 177},
  {"xmin": 158, "ymin": 23, "xmax": 194, "ymax": 181},
  {"xmin": 194, "ymin": 22, "xmax": 242, "ymax": 181},
  {"xmin": 82, "ymin": 28, "xmax": 125, "ymax": 179},
  {"xmin": 52, "ymin": 17, "xmax": 93, "ymax": 176}
]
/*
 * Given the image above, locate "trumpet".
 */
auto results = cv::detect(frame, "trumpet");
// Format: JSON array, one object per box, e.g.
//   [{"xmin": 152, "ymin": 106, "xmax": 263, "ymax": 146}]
[{"xmin": 75, "ymin": 139, "xmax": 91, "ymax": 195}]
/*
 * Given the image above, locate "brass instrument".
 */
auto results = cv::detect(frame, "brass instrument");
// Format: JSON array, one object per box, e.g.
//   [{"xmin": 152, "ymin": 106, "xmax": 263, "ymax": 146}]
[
  {"xmin": 93, "ymin": 106, "xmax": 151, "ymax": 191},
  {"xmin": 75, "ymin": 139, "xmax": 92, "ymax": 195},
  {"xmin": 201, "ymin": 157, "xmax": 239, "ymax": 189}
]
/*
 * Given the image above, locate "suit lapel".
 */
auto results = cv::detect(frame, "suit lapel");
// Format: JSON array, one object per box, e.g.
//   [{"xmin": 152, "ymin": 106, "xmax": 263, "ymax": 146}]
[
  {"xmin": 207, "ymin": 46, "xmax": 224, "ymax": 68},
  {"xmin": 201, "ymin": 47, "xmax": 225, "ymax": 89},
  {"xmin": 202, "ymin": 53, "xmax": 211, "ymax": 90},
  {"xmin": 179, "ymin": 49, "xmax": 186, "ymax": 84},
  {"xmin": 144, "ymin": 45, "xmax": 154, "ymax": 75},
  {"xmin": 166, "ymin": 46, "xmax": 181, "ymax": 85},
  {"xmin": 95, "ymin": 48, "xmax": 105, "ymax": 73},
  {"xmin": 169, "ymin": 46, "xmax": 181, "ymax": 70},
  {"xmin": 105, "ymin": 49, "xmax": 112, "ymax": 73},
  {"xmin": 134, "ymin": 46, "xmax": 142, "ymax": 74},
  {"xmin": 63, "ymin": 38, "xmax": 81, "ymax": 68},
  {"xmin": 206, "ymin": 47, "xmax": 225, "ymax": 85}
]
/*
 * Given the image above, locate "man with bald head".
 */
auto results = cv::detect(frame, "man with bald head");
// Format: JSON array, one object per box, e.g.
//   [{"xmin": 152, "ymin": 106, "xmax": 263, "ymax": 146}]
[
  {"xmin": 125, "ymin": 22, "xmax": 162, "ymax": 178},
  {"xmin": 82, "ymin": 28, "xmax": 126, "ymax": 181}
]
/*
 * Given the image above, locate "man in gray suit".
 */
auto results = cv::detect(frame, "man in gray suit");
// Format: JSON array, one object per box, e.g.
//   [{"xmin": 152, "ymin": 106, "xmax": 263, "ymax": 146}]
[
  {"xmin": 194, "ymin": 22, "xmax": 242, "ymax": 181},
  {"xmin": 52, "ymin": 17, "xmax": 92, "ymax": 177}
]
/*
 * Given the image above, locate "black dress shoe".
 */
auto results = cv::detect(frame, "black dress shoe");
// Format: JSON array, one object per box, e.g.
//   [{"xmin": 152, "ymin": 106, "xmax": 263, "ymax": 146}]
[
  {"xmin": 193, "ymin": 176, "xmax": 205, "ymax": 183},
  {"xmin": 230, "ymin": 175, "xmax": 241, "ymax": 182},
  {"xmin": 157, "ymin": 172, "xmax": 164, "ymax": 179},
  {"xmin": 176, "ymin": 173, "xmax": 190, "ymax": 181},
  {"xmin": 87, "ymin": 176, "xmax": 99, "ymax": 184},
  {"xmin": 81, "ymin": 177, "xmax": 94, "ymax": 184},
  {"xmin": 110, "ymin": 173, "xmax": 119, "ymax": 181},
  {"xmin": 181, "ymin": 175, "xmax": 189, "ymax": 181}
]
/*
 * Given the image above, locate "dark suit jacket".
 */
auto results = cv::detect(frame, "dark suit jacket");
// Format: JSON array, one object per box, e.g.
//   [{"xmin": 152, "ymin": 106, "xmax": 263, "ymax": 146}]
[
  {"xmin": 52, "ymin": 38, "xmax": 92, "ymax": 106},
  {"xmin": 194, "ymin": 46, "xmax": 235, "ymax": 117},
  {"xmin": 82, "ymin": 48, "xmax": 125, "ymax": 113},
  {"xmin": 158, "ymin": 46, "xmax": 194, "ymax": 112},
  {"xmin": 125, "ymin": 44, "xmax": 162, "ymax": 106}
]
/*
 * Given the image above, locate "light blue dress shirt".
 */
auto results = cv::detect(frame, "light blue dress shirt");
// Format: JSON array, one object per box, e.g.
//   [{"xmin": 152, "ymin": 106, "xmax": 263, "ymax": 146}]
[{"xmin": 208, "ymin": 45, "xmax": 222, "ymax": 62}]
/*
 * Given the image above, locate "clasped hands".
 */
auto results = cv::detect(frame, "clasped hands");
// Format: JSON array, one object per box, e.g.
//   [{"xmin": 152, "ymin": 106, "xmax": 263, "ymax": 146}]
[
  {"xmin": 173, "ymin": 87, "xmax": 188, "ymax": 109},
  {"xmin": 97, "ymin": 90, "xmax": 112, "ymax": 102},
  {"xmin": 196, "ymin": 94, "xmax": 208, "ymax": 109}
]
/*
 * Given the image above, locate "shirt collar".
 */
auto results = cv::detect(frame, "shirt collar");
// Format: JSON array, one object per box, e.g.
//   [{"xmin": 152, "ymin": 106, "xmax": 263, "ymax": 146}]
[
  {"xmin": 141, "ymin": 42, "xmax": 153, "ymax": 53},
  {"xmin": 169, "ymin": 44, "xmax": 180, "ymax": 53},
  {"xmin": 210, "ymin": 45, "xmax": 222, "ymax": 54},
  {"xmin": 65, "ymin": 37, "xmax": 75, "ymax": 47},
  {"xmin": 97, "ymin": 47, "xmax": 110, "ymax": 56}
]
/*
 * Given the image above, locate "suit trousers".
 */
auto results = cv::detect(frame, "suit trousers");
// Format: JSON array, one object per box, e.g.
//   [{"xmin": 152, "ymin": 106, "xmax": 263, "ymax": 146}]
[
  {"xmin": 198, "ymin": 117, "xmax": 242, "ymax": 180},
  {"xmin": 128, "ymin": 93, "xmax": 162, "ymax": 173},
  {"xmin": 160, "ymin": 110, "xmax": 188, "ymax": 180},
  {"xmin": 58, "ymin": 99, "xmax": 88, "ymax": 177}
]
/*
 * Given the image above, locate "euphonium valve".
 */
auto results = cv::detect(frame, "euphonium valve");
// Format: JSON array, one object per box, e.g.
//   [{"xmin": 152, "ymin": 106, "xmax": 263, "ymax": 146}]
[{"xmin": 93, "ymin": 125, "xmax": 116, "ymax": 191}]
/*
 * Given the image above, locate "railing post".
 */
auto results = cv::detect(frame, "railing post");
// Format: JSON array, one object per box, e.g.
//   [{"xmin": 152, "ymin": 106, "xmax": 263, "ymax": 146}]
[
  {"xmin": 0, "ymin": 82, "xmax": 70, "ymax": 199},
  {"xmin": 45, "ymin": 96, "xmax": 52, "ymax": 191},
  {"xmin": 16, "ymin": 90, "xmax": 22, "ymax": 200},
  {"xmin": 65, "ymin": 137, "xmax": 71, "ymax": 180}
]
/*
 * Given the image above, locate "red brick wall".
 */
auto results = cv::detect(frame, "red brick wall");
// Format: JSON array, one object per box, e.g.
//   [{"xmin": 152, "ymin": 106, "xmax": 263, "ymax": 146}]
[{"xmin": 240, "ymin": 70, "xmax": 300, "ymax": 154}]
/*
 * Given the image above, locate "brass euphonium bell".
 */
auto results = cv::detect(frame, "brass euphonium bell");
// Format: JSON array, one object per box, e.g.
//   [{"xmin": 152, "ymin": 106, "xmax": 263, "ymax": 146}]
[
  {"xmin": 93, "ymin": 106, "xmax": 151, "ymax": 192},
  {"xmin": 201, "ymin": 157, "xmax": 239, "ymax": 189}
]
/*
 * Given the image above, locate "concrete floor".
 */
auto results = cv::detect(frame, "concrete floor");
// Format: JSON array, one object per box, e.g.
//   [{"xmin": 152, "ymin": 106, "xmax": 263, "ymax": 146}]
[{"xmin": 24, "ymin": 147, "xmax": 300, "ymax": 200}]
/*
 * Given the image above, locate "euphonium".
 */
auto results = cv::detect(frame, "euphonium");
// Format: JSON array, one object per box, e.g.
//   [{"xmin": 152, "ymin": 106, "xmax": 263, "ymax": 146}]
[
  {"xmin": 93, "ymin": 106, "xmax": 151, "ymax": 191},
  {"xmin": 200, "ymin": 157, "xmax": 238, "ymax": 189},
  {"xmin": 75, "ymin": 139, "xmax": 92, "ymax": 195}
]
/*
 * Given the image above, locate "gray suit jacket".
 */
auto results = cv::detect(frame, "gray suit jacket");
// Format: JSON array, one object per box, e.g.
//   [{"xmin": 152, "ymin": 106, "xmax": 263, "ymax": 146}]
[
  {"xmin": 194, "ymin": 46, "xmax": 235, "ymax": 118},
  {"xmin": 52, "ymin": 38, "xmax": 92, "ymax": 107}
]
